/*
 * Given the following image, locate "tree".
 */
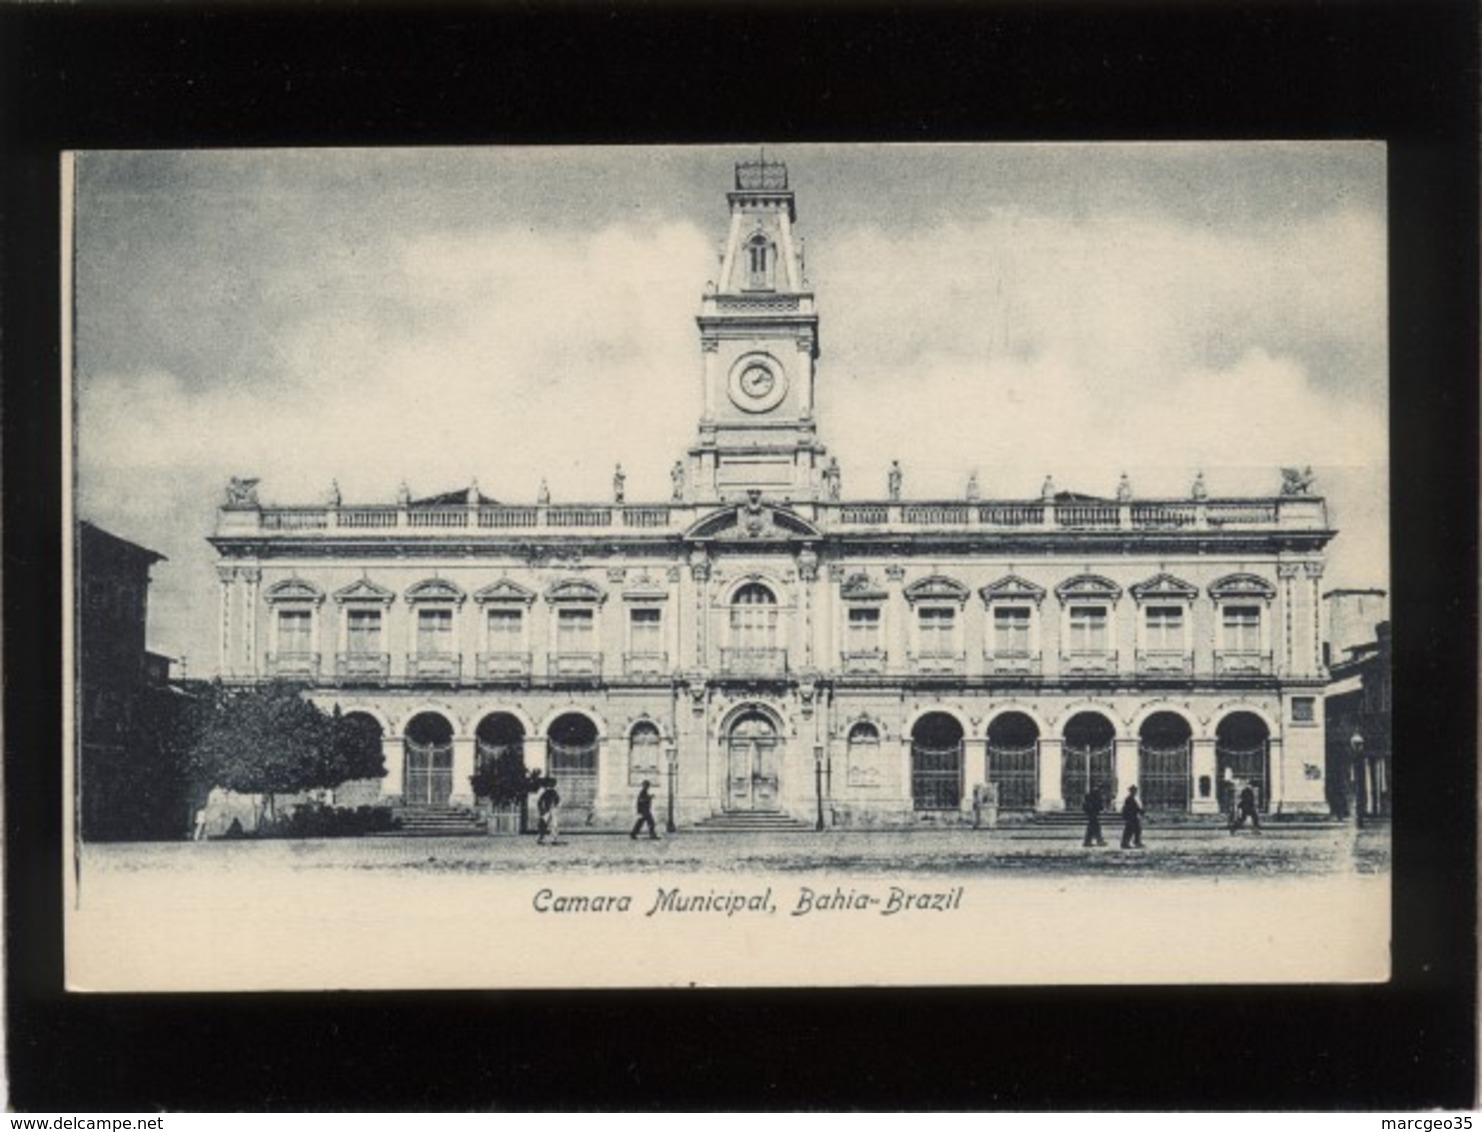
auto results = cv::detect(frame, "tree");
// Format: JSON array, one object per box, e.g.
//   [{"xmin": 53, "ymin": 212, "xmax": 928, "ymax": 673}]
[
  {"xmin": 468, "ymin": 742, "xmax": 542, "ymax": 807},
  {"xmin": 183, "ymin": 682, "xmax": 385, "ymax": 821}
]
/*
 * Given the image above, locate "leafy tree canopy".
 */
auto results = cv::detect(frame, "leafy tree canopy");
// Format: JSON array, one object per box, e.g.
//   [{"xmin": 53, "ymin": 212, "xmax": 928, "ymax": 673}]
[{"xmin": 183, "ymin": 682, "xmax": 385, "ymax": 797}]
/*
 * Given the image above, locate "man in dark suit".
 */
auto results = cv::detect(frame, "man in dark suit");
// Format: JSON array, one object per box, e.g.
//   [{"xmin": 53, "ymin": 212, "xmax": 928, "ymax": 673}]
[
  {"xmin": 1082, "ymin": 787, "xmax": 1106, "ymax": 847},
  {"xmin": 1120, "ymin": 785, "xmax": 1145, "ymax": 849}
]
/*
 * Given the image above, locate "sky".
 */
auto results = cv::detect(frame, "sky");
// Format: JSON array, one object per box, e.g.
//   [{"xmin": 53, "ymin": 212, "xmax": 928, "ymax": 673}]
[{"xmin": 71, "ymin": 143, "xmax": 1389, "ymax": 674}]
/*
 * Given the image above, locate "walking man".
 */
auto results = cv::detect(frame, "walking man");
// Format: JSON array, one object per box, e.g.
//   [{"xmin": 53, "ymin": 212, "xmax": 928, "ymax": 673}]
[
  {"xmin": 1082, "ymin": 787, "xmax": 1106, "ymax": 847},
  {"xmin": 536, "ymin": 777, "xmax": 563, "ymax": 845},
  {"xmin": 630, "ymin": 780, "xmax": 660, "ymax": 840},
  {"xmin": 1120, "ymin": 785, "xmax": 1145, "ymax": 849},
  {"xmin": 1229, "ymin": 783, "xmax": 1263, "ymax": 834}
]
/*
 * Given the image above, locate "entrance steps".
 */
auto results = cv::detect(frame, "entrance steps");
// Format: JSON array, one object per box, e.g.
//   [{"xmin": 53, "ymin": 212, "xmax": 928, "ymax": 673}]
[
  {"xmin": 692, "ymin": 810, "xmax": 815, "ymax": 833},
  {"xmin": 386, "ymin": 805, "xmax": 488, "ymax": 837}
]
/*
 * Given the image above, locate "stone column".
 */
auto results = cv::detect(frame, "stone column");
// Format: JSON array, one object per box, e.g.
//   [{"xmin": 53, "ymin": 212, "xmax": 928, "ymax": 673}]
[
  {"xmin": 1305, "ymin": 561, "xmax": 1325, "ymax": 675},
  {"xmin": 1036, "ymin": 737, "xmax": 1063, "ymax": 812},
  {"xmin": 381, "ymin": 735, "xmax": 404, "ymax": 805},
  {"xmin": 243, "ymin": 568, "xmax": 261, "ymax": 678},
  {"xmin": 690, "ymin": 551, "xmax": 710, "ymax": 672},
  {"xmin": 216, "ymin": 567, "xmax": 234, "ymax": 678},
  {"xmin": 1278, "ymin": 562, "xmax": 1300, "ymax": 675},
  {"xmin": 1115, "ymin": 737, "xmax": 1140, "ymax": 796},
  {"xmin": 797, "ymin": 546, "xmax": 818, "ymax": 669},
  {"xmin": 1191, "ymin": 737, "xmax": 1218, "ymax": 814},
  {"xmin": 450, "ymin": 736, "xmax": 476, "ymax": 807},
  {"xmin": 886, "ymin": 564, "xmax": 907, "ymax": 675}
]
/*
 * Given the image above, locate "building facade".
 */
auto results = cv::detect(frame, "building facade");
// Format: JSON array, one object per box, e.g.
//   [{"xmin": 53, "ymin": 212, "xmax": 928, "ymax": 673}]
[{"xmin": 210, "ymin": 160, "xmax": 1336, "ymax": 827}]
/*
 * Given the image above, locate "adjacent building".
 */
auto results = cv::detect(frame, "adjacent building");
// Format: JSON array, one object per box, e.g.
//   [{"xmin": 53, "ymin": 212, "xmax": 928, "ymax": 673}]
[
  {"xmin": 1324, "ymin": 589, "xmax": 1392, "ymax": 819},
  {"xmin": 77, "ymin": 521, "xmax": 172, "ymax": 838},
  {"xmin": 209, "ymin": 160, "xmax": 1337, "ymax": 828}
]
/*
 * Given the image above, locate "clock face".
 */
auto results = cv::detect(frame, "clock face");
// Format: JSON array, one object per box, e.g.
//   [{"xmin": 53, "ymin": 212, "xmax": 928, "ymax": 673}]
[
  {"xmin": 740, "ymin": 365, "xmax": 775, "ymax": 397},
  {"xmin": 728, "ymin": 356, "xmax": 788, "ymax": 412}
]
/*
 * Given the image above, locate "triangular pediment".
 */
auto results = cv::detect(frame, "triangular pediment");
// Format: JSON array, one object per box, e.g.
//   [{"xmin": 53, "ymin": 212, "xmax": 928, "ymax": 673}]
[
  {"xmin": 684, "ymin": 501, "xmax": 823, "ymax": 543},
  {"xmin": 903, "ymin": 574, "xmax": 970, "ymax": 606},
  {"xmin": 474, "ymin": 579, "xmax": 537, "ymax": 606},
  {"xmin": 405, "ymin": 578, "xmax": 467, "ymax": 605},
  {"xmin": 1208, "ymin": 572, "xmax": 1277, "ymax": 601},
  {"xmin": 333, "ymin": 578, "xmax": 396, "ymax": 605},
  {"xmin": 264, "ymin": 578, "xmax": 325, "ymax": 605},
  {"xmin": 544, "ymin": 578, "xmax": 608, "ymax": 605},
  {"xmin": 979, "ymin": 574, "xmax": 1046, "ymax": 605},
  {"xmin": 1054, "ymin": 574, "xmax": 1123, "ymax": 602},
  {"xmin": 1130, "ymin": 572, "xmax": 1199, "ymax": 602},
  {"xmin": 839, "ymin": 572, "xmax": 888, "ymax": 602}
]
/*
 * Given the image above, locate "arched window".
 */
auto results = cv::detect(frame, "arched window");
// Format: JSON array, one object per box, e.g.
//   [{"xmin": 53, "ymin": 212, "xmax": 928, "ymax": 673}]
[
  {"xmin": 746, "ymin": 234, "xmax": 774, "ymax": 289},
  {"xmin": 730, "ymin": 583, "xmax": 779, "ymax": 651},
  {"xmin": 846, "ymin": 721, "xmax": 882, "ymax": 788},
  {"xmin": 629, "ymin": 722, "xmax": 663, "ymax": 786}
]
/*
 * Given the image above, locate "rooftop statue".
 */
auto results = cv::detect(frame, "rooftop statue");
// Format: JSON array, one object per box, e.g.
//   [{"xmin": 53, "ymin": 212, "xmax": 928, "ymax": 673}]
[
  {"xmin": 1280, "ymin": 466, "xmax": 1317, "ymax": 496},
  {"xmin": 224, "ymin": 476, "xmax": 260, "ymax": 507}
]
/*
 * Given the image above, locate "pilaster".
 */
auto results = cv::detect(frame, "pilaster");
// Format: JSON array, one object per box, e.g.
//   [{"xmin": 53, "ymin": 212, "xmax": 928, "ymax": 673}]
[
  {"xmin": 450, "ymin": 737, "xmax": 476, "ymax": 807},
  {"xmin": 381, "ymin": 736, "xmax": 404, "ymax": 805},
  {"xmin": 1115, "ymin": 737, "xmax": 1140, "ymax": 797},
  {"xmin": 1191, "ymin": 738, "xmax": 1218, "ymax": 813},
  {"xmin": 1036, "ymin": 737, "xmax": 1064, "ymax": 811}
]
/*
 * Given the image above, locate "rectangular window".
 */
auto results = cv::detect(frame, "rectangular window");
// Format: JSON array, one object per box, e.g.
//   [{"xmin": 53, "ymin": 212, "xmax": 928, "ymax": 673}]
[
  {"xmin": 1223, "ymin": 605, "xmax": 1262, "ymax": 652},
  {"xmin": 278, "ymin": 609, "xmax": 312, "ymax": 653},
  {"xmin": 346, "ymin": 609, "xmax": 381, "ymax": 654},
  {"xmin": 1068, "ymin": 606, "xmax": 1108, "ymax": 652},
  {"xmin": 1144, "ymin": 605, "xmax": 1184, "ymax": 650},
  {"xmin": 1291, "ymin": 696, "xmax": 1315, "ymax": 723},
  {"xmin": 486, "ymin": 609, "xmax": 523, "ymax": 653},
  {"xmin": 918, "ymin": 607, "xmax": 955, "ymax": 655},
  {"xmin": 993, "ymin": 607, "xmax": 1031, "ymax": 654},
  {"xmin": 417, "ymin": 607, "xmax": 454, "ymax": 654},
  {"xmin": 847, "ymin": 607, "xmax": 882, "ymax": 652},
  {"xmin": 630, "ymin": 607, "xmax": 662, "ymax": 654},
  {"xmin": 558, "ymin": 608, "xmax": 595, "ymax": 652}
]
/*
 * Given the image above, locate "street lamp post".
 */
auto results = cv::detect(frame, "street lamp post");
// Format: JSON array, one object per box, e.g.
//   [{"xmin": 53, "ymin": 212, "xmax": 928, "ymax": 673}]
[
  {"xmin": 813, "ymin": 743, "xmax": 825, "ymax": 832},
  {"xmin": 1349, "ymin": 730, "xmax": 1365, "ymax": 829},
  {"xmin": 665, "ymin": 744, "xmax": 677, "ymax": 834}
]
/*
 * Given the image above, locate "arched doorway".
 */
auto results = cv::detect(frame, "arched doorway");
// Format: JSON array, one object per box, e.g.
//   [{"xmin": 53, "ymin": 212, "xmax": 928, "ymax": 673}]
[
  {"xmin": 547, "ymin": 713, "xmax": 600, "ymax": 817},
  {"xmin": 474, "ymin": 712, "xmax": 526, "ymax": 798},
  {"xmin": 404, "ymin": 712, "xmax": 454, "ymax": 806},
  {"xmin": 911, "ymin": 712, "xmax": 964, "ymax": 811},
  {"xmin": 986, "ymin": 712, "xmax": 1039, "ymax": 810},
  {"xmin": 1061, "ymin": 712, "xmax": 1117, "ymax": 809},
  {"xmin": 1139, "ymin": 711, "xmax": 1193, "ymax": 812},
  {"xmin": 727, "ymin": 710, "xmax": 781, "ymax": 811},
  {"xmin": 1217, "ymin": 711, "xmax": 1271, "ymax": 814}
]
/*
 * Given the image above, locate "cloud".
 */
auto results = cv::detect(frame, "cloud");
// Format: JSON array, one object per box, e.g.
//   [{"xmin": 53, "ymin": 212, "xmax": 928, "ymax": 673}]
[{"xmin": 75, "ymin": 165, "xmax": 1388, "ymax": 667}]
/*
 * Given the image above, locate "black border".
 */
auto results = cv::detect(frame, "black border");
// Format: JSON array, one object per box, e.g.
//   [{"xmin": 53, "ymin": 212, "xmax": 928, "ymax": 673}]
[{"xmin": 4, "ymin": 2, "xmax": 1476, "ymax": 1112}]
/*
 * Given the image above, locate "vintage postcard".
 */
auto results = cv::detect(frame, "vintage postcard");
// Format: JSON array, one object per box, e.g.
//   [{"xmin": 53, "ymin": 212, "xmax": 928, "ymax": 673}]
[{"xmin": 64, "ymin": 143, "xmax": 1390, "ymax": 990}]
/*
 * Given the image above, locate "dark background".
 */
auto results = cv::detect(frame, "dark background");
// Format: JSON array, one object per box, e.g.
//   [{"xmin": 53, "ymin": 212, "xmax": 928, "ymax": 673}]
[{"xmin": 4, "ymin": 1, "xmax": 1476, "ymax": 1111}]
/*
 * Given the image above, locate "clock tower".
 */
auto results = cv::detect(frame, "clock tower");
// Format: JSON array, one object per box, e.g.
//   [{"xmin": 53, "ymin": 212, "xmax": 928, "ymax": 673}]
[{"xmin": 688, "ymin": 158, "xmax": 825, "ymax": 504}]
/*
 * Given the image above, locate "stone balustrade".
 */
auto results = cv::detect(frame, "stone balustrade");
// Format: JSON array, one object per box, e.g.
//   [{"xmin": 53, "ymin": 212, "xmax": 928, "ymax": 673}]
[{"xmin": 221, "ymin": 495, "xmax": 1329, "ymax": 539}]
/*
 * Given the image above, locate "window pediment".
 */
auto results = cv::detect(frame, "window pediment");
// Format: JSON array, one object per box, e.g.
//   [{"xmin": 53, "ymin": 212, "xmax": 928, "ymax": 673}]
[
  {"xmin": 405, "ymin": 578, "xmax": 467, "ymax": 605},
  {"xmin": 545, "ymin": 578, "xmax": 608, "ymax": 605},
  {"xmin": 474, "ymin": 579, "xmax": 537, "ymax": 606},
  {"xmin": 1208, "ymin": 572, "xmax": 1277, "ymax": 601},
  {"xmin": 683, "ymin": 501, "xmax": 823, "ymax": 543},
  {"xmin": 979, "ymin": 574, "xmax": 1046, "ymax": 606},
  {"xmin": 1054, "ymin": 574, "xmax": 1122, "ymax": 603},
  {"xmin": 623, "ymin": 574, "xmax": 670, "ymax": 602},
  {"xmin": 333, "ymin": 578, "xmax": 396, "ymax": 606},
  {"xmin": 840, "ymin": 572, "xmax": 888, "ymax": 602},
  {"xmin": 264, "ymin": 578, "xmax": 325, "ymax": 605},
  {"xmin": 1130, "ymin": 572, "xmax": 1199, "ymax": 603},
  {"xmin": 903, "ymin": 575, "xmax": 970, "ymax": 607}
]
